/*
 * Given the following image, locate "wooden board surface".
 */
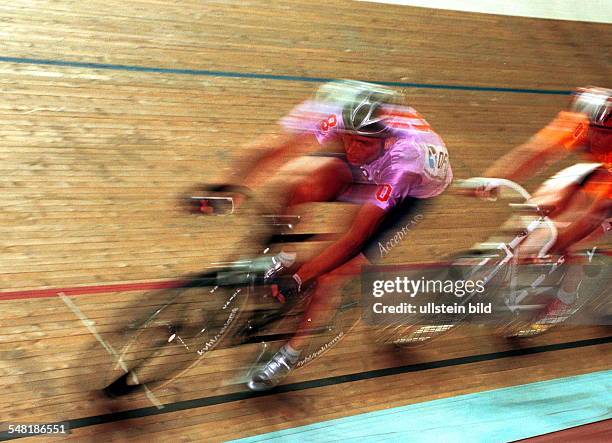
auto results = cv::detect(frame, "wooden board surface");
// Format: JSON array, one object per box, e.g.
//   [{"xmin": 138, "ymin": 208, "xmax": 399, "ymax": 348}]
[{"xmin": 0, "ymin": 1, "xmax": 610, "ymax": 441}]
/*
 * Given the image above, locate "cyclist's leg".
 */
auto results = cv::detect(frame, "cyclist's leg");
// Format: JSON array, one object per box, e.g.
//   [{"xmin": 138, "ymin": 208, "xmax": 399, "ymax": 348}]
[
  {"xmin": 552, "ymin": 168, "xmax": 611, "ymax": 299},
  {"xmin": 288, "ymin": 253, "xmax": 367, "ymax": 350},
  {"xmin": 513, "ymin": 168, "xmax": 611, "ymax": 332},
  {"xmin": 518, "ymin": 169, "xmax": 610, "ymax": 292},
  {"xmin": 527, "ymin": 163, "xmax": 599, "ymax": 219},
  {"xmin": 247, "ymin": 253, "xmax": 366, "ymax": 391},
  {"xmin": 289, "ymin": 197, "xmax": 427, "ymax": 350},
  {"xmin": 550, "ymin": 167, "xmax": 611, "ymax": 254},
  {"xmin": 247, "ymin": 198, "xmax": 426, "ymax": 390},
  {"xmin": 514, "ymin": 167, "xmax": 611, "ymax": 258}
]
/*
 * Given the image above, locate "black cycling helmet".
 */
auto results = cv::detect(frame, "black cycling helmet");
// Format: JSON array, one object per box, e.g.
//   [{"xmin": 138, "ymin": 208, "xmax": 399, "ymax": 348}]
[
  {"xmin": 315, "ymin": 80, "xmax": 400, "ymax": 137},
  {"xmin": 341, "ymin": 90, "xmax": 393, "ymax": 137}
]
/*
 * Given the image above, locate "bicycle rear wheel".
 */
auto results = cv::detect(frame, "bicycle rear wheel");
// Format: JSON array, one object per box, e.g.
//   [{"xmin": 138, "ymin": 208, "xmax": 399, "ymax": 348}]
[{"xmin": 500, "ymin": 250, "xmax": 611, "ymax": 338}]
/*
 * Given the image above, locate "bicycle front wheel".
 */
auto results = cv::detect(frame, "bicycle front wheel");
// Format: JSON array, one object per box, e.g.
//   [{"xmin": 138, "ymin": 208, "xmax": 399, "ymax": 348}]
[
  {"xmin": 109, "ymin": 275, "xmax": 251, "ymax": 391},
  {"xmin": 390, "ymin": 249, "xmax": 514, "ymax": 346}
]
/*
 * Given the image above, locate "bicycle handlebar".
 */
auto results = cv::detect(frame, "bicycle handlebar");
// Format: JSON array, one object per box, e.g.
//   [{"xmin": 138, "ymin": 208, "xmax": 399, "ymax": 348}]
[
  {"xmin": 457, "ymin": 177, "xmax": 532, "ymax": 201},
  {"xmin": 458, "ymin": 177, "xmax": 558, "ymax": 257}
]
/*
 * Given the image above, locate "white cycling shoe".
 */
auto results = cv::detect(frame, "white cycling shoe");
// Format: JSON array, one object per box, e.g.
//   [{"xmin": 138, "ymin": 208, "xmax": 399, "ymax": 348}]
[{"xmin": 247, "ymin": 345, "xmax": 299, "ymax": 391}]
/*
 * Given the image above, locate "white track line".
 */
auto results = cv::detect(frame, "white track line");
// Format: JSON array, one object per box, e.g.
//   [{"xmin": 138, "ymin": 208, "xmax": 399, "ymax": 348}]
[{"xmin": 58, "ymin": 292, "xmax": 164, "ymax": 409}]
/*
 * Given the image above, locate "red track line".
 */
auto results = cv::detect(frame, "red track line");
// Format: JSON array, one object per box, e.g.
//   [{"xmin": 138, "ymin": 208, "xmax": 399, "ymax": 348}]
[
  {"xmin": 0, "ymin": 280, "xmax": 185, "ymax": 301},
  {"xmin": 0, "ymin": 266, "xmax": 449, "ymax": 302},
  {"xmin": 1, "ymin": 248, "xmax": 608, "ymax": 302}
]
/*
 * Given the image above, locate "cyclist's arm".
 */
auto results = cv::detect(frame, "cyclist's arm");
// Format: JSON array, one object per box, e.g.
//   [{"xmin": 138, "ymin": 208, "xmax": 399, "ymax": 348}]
[
  {"xmin": 295, "ymin": 203, "xmax": 386, "ymax": 283},
  {"xmin": 231, "ymin": 131, "xmax": 319, "ymax": 190},
  {"xmin": 483, "ymin": 112, "xmax": 584, "ymax": 181}
]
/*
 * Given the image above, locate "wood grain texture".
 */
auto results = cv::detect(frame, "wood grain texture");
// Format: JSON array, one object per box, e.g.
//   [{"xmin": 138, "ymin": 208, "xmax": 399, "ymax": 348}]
[{"xmin": 0, "ymin": 0, "xmax": 610, "ymax": 441}]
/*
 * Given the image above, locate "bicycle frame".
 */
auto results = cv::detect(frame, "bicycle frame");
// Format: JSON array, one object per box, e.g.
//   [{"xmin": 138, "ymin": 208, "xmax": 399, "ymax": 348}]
[{"xmin": 455, "ymin": 178, "xmax": 558, "ymax": 309}]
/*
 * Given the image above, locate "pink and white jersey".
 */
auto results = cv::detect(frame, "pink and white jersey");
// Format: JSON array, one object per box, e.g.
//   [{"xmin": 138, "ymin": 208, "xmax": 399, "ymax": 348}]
[{"xmin": 281, "ymin": 100, "xmax": 453, "ymax": 211}]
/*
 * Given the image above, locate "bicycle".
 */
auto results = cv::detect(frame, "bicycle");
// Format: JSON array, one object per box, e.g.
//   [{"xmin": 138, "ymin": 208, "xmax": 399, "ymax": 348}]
[
  {"xmin": 103, "ymin": 184, "xmax": 363, "ymax": 395},
  {"xmin": 389, "ymin": 170, "xmax": 610, "ymax": 346}
]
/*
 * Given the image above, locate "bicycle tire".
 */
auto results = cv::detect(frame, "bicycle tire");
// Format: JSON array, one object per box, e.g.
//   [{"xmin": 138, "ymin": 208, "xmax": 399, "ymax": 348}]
[
  {"xmin": 500, "ymin": 250, "xmax": 611, "ymax": 338},
  {"xmin": 108, "ymin": 274, "xmax": 253, "ymax": 392}
]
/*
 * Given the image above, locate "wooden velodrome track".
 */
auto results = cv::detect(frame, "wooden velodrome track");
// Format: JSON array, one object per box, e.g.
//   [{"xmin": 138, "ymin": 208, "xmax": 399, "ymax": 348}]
[{"xmin": 0, "ymin": 0, "xmax": 610, "ymax": 441}]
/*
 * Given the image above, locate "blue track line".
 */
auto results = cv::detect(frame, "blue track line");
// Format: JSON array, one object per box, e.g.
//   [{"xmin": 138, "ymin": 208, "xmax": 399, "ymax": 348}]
[{"xmin": 0, "ymin": 56, "xmax": 572, "ymax": 95}]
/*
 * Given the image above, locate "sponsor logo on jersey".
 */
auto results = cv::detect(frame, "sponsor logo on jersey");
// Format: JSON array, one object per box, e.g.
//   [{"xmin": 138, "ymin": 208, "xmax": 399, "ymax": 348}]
[
  {"xmin": 428, "ymin": 146, "xmax": 436, "ymax": 169},
  {"xmin": 378, "ymin": 213, "xmax": 424, "ymax": 258},
  {"xmin": 375, "ymin": 183, "xmax": 393, "ymax": 203}
]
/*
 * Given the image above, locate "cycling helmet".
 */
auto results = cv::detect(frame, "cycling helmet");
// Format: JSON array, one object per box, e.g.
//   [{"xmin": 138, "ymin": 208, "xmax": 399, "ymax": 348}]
[
  {"xmin": 315, "ymin": 80, "xmax": 399, "ymax": 137},
  {"xmin": 341, "ymin": 90, "xmax": 393, "ymax": 137},
  {"xmin": 570, "ymin": 86, "xmax": 612, "ymax": 128}
]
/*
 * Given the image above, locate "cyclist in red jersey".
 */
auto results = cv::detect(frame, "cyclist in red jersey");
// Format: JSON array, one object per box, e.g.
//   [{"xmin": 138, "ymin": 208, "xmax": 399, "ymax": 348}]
[{"xmin": 475, "ymin": 86, "xmax": 611, "ymax": 330}]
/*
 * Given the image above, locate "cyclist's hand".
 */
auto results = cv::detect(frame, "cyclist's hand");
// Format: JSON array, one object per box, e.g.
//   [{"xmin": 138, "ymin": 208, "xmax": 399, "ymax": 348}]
[
  {"xmin": 475, "ymin": 184, "xmax": 499, "ymax": 201},
  {"xmin": 183, "ymin": 184, "xmax": 252, "ymax": 215},
  {"xmin": 269, "ymin": 274, "xmax": 302, "ymax": 304},
  {"xmin": 457, "ymin": 178, "xmax": 500, "ymax": 201}
]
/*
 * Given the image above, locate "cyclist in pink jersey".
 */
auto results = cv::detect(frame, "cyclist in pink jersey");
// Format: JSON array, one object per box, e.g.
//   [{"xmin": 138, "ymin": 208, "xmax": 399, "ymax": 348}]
[{"xmin": 223, "ymin": 81, "xmax": 453, "ymax": 390}]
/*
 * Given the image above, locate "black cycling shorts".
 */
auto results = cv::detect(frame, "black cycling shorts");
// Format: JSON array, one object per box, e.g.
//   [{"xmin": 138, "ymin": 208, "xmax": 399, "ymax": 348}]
[{"xmin": 307, "ymin": 152, "xmax": 429, "ymax": 264}]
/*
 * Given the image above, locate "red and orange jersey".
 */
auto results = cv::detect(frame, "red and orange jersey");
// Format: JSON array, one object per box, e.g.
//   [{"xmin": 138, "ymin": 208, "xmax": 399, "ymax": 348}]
[
  {"xmin": 528, "ymin": 111, "xmax": 612, "ymax": 199},
  {"xmin": 537, "ymin": 111, "xmax": 611, "ymax": 165},
  {"xmin": 537, "ymin": 111, "xmax": 589, "ymax": 151}
]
